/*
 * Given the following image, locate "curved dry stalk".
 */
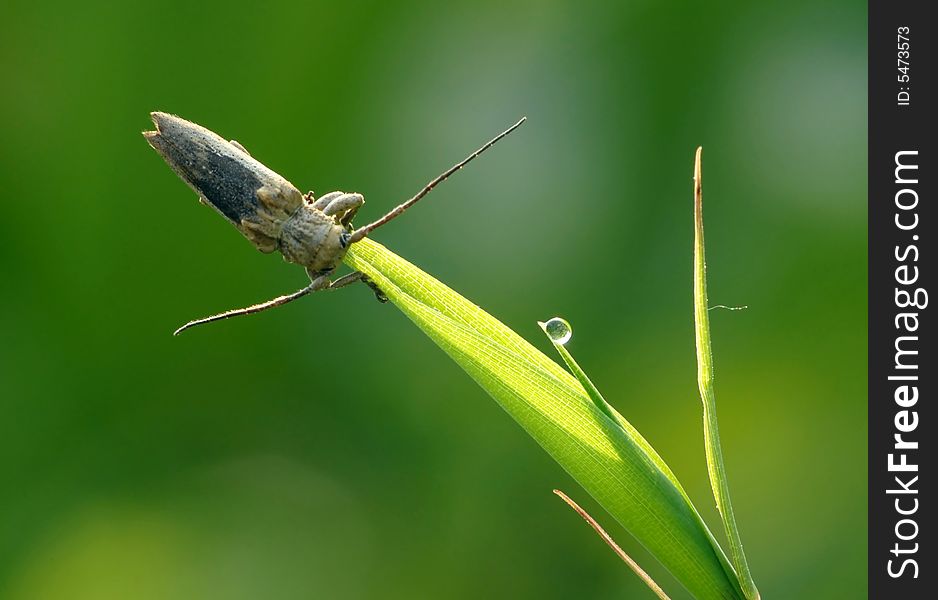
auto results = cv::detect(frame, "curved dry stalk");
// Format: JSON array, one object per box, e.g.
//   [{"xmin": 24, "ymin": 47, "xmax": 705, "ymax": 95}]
[{"xmin": 553, "ymin": 490, "xmax": 671, "ymax": 600}]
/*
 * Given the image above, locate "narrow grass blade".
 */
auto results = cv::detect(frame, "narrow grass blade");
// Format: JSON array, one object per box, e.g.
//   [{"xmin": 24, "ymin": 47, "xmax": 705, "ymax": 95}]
[
  {"xmin": 554, "ymin": 489, "xmax": 672, "ymax": 600},
  {"xmin": 693, "ymin": 148, "xmax": 759, "ymax": 600},
  {"xmin": 344, "ymin": 238, "xmax": 745, "ymax": 600},
  {"xmin": 538, "ymin": 317, "xmax": 619, "ymax": 424}
]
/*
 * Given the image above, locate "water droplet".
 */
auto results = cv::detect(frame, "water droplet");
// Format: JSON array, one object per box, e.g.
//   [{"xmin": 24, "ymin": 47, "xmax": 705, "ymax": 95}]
[{"xmin": 542, "ymin": 317, "xmax": 572, "ymax": 345}]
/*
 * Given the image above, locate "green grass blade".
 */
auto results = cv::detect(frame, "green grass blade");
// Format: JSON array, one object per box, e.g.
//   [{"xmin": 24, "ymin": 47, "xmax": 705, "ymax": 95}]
[
  {"xmin": 540, "ymin": 315, "xmax": 745, "ymax": 597},
  {"xmin": 693, "ymin": 148, "xmax": 759, "ymax": 600},
  {"xmin": 345, "ymin": 238, "xmax": 745, "ymax": 600}
]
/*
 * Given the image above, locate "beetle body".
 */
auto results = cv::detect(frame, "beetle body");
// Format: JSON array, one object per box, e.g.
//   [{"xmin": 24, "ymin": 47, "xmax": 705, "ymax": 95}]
[
  {"xmin": 144, "ymin": 112, "xmax": 360, "ymax": 275},
  {"xmin": 275, "ymin": 201, "xmax": 348, "ymax": 274}
]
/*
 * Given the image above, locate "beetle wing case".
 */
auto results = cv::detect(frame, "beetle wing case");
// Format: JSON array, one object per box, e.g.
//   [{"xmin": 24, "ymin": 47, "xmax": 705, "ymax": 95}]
[{"xmin": 144, "ymin": 112, "xmax": 304, "ymax": 253}]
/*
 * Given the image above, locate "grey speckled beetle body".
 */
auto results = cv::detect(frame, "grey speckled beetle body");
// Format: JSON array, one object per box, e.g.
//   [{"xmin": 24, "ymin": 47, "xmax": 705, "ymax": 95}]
[{"xmin": 144, "ymin": 112, "xmax": 525, "ymax": 335}]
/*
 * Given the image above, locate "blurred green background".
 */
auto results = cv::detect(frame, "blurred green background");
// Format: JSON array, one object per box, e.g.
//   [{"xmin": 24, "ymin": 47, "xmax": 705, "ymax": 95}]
[{"xmin": 0, "ymin": 0, "xmax": 866, "ymax": 598}]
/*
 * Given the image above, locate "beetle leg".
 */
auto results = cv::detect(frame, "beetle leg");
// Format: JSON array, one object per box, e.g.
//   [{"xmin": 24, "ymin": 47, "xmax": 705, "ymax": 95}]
[
  {"xmin": 323, "ymin": 193, "xmax": 364, "ymax": 224},
  {"xmin": 310, "ymin": 191, "xmax": 344, "ymax": 210},
  {"xmin": 340, "ymin": 206, "xmax": 360, "ymax": 227},
  {"xmin": 325, "ymin": 270, "xmax": 388, "ymax": 303},
  {"xmin": 328, "ymin": 271, "xmax": 364, "ymax": 289},
  {"xmin": 362, "ymin": 275, "xmax": 388, "ymax": 303}
]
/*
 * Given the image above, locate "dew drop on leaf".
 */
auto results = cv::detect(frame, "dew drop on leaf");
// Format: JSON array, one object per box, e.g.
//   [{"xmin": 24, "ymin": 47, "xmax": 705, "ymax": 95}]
[{"xmin": 543, "ymin": 317, "xmax": 573, "ymax": 345}]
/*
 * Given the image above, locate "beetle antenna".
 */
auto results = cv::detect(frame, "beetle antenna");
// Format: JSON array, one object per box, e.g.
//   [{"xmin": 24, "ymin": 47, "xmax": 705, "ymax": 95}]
[
  {"xmin": 173, "ymin": 279, "xmax": 326, "ymax": 335},
  {"xmin": 349, "ymin": 116, "xmax": 526, "ymax": 243}
]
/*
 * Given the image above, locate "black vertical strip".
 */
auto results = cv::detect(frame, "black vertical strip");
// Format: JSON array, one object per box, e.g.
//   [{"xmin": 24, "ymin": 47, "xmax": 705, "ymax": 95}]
[{"xmin": 869, "ymin": 0, "xmax": 933, "ymax": 596}]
